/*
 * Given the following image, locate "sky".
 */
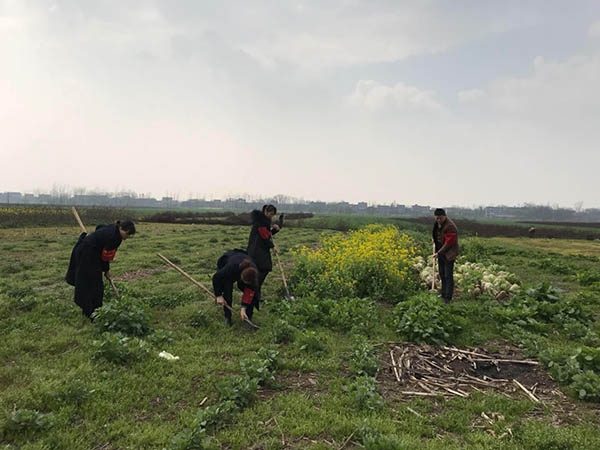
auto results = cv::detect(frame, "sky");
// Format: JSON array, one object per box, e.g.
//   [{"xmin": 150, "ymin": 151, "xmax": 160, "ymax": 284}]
[{"xmin": 1, "ymin": 0, "xmax": 600, "ymax": 208}]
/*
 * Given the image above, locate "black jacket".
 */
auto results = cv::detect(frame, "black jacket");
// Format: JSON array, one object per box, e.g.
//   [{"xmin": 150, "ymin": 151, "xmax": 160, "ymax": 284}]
[
  {"xmin": 247, "ymin": 210, "xmax": 280, "ymax": 272},
  {"xmin": 65, "ymin": 224, "xmax": 122, "ymax": 317},
  {"xmin": 212, "ymin": 249, "xmax": 260, "ymax": 307}
]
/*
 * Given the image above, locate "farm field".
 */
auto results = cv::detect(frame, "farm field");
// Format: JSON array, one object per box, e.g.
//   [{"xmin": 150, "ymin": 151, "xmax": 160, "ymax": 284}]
[{"xmin": 1, "ymin": 220, "xmax": 600, "ymax": 449}]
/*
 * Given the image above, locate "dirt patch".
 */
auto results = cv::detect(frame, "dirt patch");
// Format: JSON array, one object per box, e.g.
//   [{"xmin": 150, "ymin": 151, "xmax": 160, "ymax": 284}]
[
  {"xmin": 114, "ymin": 267, "xmax": 166, "ymax": 281},
  {"xmin": 379, "ymin": 343, "xmax": 558, "ymax": 402}
]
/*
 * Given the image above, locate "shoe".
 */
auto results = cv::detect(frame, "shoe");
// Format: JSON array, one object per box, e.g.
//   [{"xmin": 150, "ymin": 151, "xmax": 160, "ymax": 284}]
[{"xmin": 225, "ymin": 317, "xmax": 232, "ymax": 327}]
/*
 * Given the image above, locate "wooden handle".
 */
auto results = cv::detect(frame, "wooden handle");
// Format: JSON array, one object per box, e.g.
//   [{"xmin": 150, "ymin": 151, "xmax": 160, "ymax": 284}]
[
  {"xmin": 72, "ymin": 206, "xmax": 87, "ymax": 233},
  {"xmin": 156, "ymin": 253, "xmax": 259, "ymax": 328},
  {"xmin": 107, "ymin": 277, "xmax": 120, "ymax": 298},
  {"xmin": 431, "ymin": 242, "xmax": 436, "ymax": 290},
  {"xmin": 273, "ymin": 242, "xmax": 290, "ymax": 293}
]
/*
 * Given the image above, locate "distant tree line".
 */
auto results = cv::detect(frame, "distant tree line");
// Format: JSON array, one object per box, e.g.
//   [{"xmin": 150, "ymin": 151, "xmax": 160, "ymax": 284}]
[{"xmin": 1, "ymin": 190, "xmax": 599, "ymax": 222}]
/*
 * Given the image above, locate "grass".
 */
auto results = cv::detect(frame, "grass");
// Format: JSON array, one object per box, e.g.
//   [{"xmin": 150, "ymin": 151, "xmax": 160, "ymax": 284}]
[{"xmin": 1, "ymin": 222, "xmax": 600, "ymax": 448}]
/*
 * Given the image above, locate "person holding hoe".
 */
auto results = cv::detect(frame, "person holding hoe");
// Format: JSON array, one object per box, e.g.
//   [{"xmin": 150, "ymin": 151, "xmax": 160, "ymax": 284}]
[
  {"xmin": 213, "ymin": 249, "xmax": 260, "ymax": 327},
  {"xmin": 247, "ymin": 204, "xmax": 283, "ymax": 302},
  {"xmin": 66, "ymin": 220, "xmax": 136, "ymax": 320},
  {"xmin": 432, "ymin": 208, "xmax": 459, "ymax": 304}
]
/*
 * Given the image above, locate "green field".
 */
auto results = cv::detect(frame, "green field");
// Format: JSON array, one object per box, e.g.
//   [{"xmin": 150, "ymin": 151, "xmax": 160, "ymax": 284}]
[{"xmin": 1, "ymin": 221, "xmax": 600, "ymax": 449}]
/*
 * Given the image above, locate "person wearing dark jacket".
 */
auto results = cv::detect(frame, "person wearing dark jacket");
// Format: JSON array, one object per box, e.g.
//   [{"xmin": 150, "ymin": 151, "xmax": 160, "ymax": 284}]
[
  {"xmin": 212, "ymin": 249, "xmax": 260, "ymax": 326},
  {"xmin": 432, "ymin": 209, "xmax": 459, "ymax": 303},
  {"xmin": 66, "ymin": 220, "xmax": 136, "ymax": 319},
  {"xmin": 247, "ymin": 205, "xmax": 282, "ymax": 301}
]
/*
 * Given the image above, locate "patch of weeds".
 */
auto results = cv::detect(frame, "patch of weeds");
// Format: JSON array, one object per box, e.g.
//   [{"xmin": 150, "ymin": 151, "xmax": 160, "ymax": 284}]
[
  {"xmin": 189, "ymin": 309, "xmax": 211, "ymax": 328},
  {"xmin": 239, "ymin": 349, "xmax": 280, "ymax": 386},
  {"xmin": 298, "ymin": 330, "xmax": 326, "ymax": 354},
  {"xmin": 92, "ymin": 332, "xmax": 149, "ymax": 365},
  {"xmin": 92, "ymin": 296, "xmax": 150, "ymax": 336},
  {"xmin": 345, "ymin": 376, "xmax": 383, "ymax": 411},
  {"xmin": 577, "ymin": 269, "xmax": 600, "ymax": 287},
  {"xmin": 570, "ymin": 371, "xmax": 600, "ymax": 402},
  {"xmin": 526, "ymin": 282, "xmax": 562, "ymax": 303},
  {"xmin": 348, "ymin": 337, "xmax": 378, "ymax": 377},
  {"xmin": 393, "ymin": 292, "xmax": 462, "ymax": 345},
  {"xmin": 143, "ymin": 291, "xmax": 198, "ymax": 308},
  {"xmin": 0, "ymin": 280, "xmax": 35, "ymax": 298},
  {"xmin": 2, "ymin": 408, "xmax": 53, "ymax": 436},
  {"xmin": 269, "ymin": 319, "xmax": 297, "ymax": 344},
  {"xmin": 216, "ymin": 375, "xmax": 259, "ymax": 409},
  {"xmin": 271, "ymin": 295, "xmax": 378, "ymax": 334},
  {"xmin": 55, "ymin": 378, "xmax": 93, "ymax": 407},
  {"xmin": 357, "ymin": 420, "xmax": 405, "ymax": 449},
  {"xmin": 148, "ymin": 329, "xmax": 174, "ymax": 345}
]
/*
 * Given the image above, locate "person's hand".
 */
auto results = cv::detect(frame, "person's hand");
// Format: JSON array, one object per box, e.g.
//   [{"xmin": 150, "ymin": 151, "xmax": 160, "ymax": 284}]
[
  {"xmin": 433, "ymin": 253, "xmax": 439, "ymax": 259},
  {"xmin": 216, "ymin": 296, "xmax": 226, "ymax": 306},
  {"xmin": 104, "ymin": 270, "xmax": 111, "ymax": 279},
  {"xmin": 240, "ymin": 307, "xmax": 249, "ymax": 322},
  {"xmin": 272, "ymin": 224, "xmax": 280, "ymax": 231},
  {"xmin": 273, "ymin": 246, "xmax": 278, "ymax": 256}
]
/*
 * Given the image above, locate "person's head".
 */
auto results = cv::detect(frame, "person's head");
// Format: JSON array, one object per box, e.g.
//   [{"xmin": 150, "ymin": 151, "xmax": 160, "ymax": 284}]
[
  {"xmin": 434, "ymin": 208, "xmax": 447, "ymax": 226},
  {"xmin": 262, "ymin": 204, "xmax": 277, "ymax": 219},
  {"xmin": 116, "ymin": 220, "xmax": 136, "ymax": 240},
  {"xmin": 239, "ymin": 259, "xmax": 258, "ymax": 285}
]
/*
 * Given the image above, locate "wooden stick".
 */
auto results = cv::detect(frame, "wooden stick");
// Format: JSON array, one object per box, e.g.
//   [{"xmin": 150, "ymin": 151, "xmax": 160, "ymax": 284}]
[
  {"xmin": 513, "ymin": 379, "xmax": 540, "ymax": 403},
  {"xmin": 431, "ymin": 242, "xmax": 436, "ymax": 290},
  {"xmin": 72, "ymin": 206, "xmax": 87, "ymax": 233},
  {"xmin": 105, "ymin": 274, "xmax": 120, "ymax": 298},
  {"xmin": 156, "ymin": 253, "xmax": 259, "ymax": 329},
  {"xmin": 472, "ymin": 358, "xmax": 539, "ymax": 365},
  {"xmin": 273, "ymin": 241, "xmax": 292, "ymax": 298},
  {"xmin": 390, "ymin": 350, "xmax": 401, "ymax": 382},
  {"xmin": 338, "ymin": 430, "xmax": 355, "ymax": 450},
  {"xmin": 273, "ymin": 417, "xmax": 285, "ymax": 447}
]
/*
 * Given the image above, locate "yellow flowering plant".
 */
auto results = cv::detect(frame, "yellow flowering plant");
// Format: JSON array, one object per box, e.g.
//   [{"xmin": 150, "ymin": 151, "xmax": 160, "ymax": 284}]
[{"xmin": 290, "ymin": 224, "xmax": 419, "ymax": 302}]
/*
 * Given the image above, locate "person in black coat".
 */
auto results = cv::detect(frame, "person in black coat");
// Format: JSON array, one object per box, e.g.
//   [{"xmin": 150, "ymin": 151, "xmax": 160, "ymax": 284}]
[
  {"xmin": 212, "ymin": 249, "xmax": 260, "ymax": 326},
  {"xmin": 247, "ymin": 205, "xmax": 283, "ymax": 302},
  {"xmin": 66, "ymin": 220, "xmax": 136, "ymax": 319}
]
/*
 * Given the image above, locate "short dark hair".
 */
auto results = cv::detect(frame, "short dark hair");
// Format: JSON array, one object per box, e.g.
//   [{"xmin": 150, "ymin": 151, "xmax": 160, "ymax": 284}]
[
  {"xmin": 434, "ymin": 208, "xmax": 446, "ymax": 216},
  {"xmin": 263, "ymin": 204, "xmax": 277, "ymax": 214},
  {"xmin": 116, "ymin": 220, "xmax": 136, "ymax": 235},
  {"xmin": 240, "ymin": 259, "xmax": 258, "ymax": 285}
]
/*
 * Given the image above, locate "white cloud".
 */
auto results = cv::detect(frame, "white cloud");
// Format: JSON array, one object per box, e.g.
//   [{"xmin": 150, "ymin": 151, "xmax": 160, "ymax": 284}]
[
  {"xmin": 457, "ymin": 89, "xmax": 485, "ymax": 104},
  {"xmin": 349, "ymin": 80, "xmax": 445, "ymax": 113},
  {"xmin": 589, "ymin": 19, "xmax": 600, "ymax": 37}
]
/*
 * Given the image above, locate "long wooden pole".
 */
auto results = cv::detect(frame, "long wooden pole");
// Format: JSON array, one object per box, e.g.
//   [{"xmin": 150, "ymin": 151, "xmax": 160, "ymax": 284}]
[
  {"xmin": 72, "ymin": 206, "xmax": 87, "ymax": 233},
  {"xmin": 72, "ymin": 206, "xmax": 119, "ymax": 297},
  {"xmin": 431, "ymin": 242, "xmax": 436, "ymax": 290},
  {"xmin": 273, "ymin": 242, "xmax": 292, "ymax": 298},
  {"xmin": 156, "ymin": 253, "xmax": 259, "ymax": 329}
]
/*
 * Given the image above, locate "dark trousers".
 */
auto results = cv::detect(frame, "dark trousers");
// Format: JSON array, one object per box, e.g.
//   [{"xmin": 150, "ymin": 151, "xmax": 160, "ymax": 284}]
[
  {"xmin": 438, "ymin": 255, "xmax": 455, "ymax": 301},
  {"xmin": 257, "ymin": 270, "xmax": 269, "ymax": 302},
  {"xmin": 222, "ymin": 282, "xmax": 255, "ymax": 320}
]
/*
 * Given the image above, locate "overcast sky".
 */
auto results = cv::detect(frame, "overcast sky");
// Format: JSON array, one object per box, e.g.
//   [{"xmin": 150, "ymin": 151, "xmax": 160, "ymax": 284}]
[{"xmin": 2, "ymin": 1, "xmax": 599, "ymax": 207}]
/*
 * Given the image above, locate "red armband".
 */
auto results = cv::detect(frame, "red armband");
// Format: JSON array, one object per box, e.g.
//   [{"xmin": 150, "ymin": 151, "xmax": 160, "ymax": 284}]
[
  {"xmin": 258, "ymin": 227, "xmax": 271, "ymax": 240},
  {"xmin": 101, "ymin": 248, "xmax": 117, "ymax": 261},
  {"xmin": 444, "ymin": 233, "xmax": 457, "ymax": 247},
  {"xmin": 242, "ymin": 288, "xmax": 255, "ymax": 305}
]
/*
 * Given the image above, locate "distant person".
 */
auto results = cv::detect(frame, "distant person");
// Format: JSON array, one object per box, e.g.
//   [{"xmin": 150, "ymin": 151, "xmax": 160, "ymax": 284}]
[
  {"xmin": 66, "ymin": 220, "xmax": 136, "ymax": 320},
  {"xmin": 247, "ymin": 204, "xmax": 283, "ymax": 302},
  {"xmin": 213, "ymin": 249, "xmax": 260, "ymax": 326},
  {"xmin": 528, "ymin": 226, "xmax": 536, "ymax": 237},
  {"xmin": 432, "ymin": 209, "xmax": 459, "ymax": 303}
]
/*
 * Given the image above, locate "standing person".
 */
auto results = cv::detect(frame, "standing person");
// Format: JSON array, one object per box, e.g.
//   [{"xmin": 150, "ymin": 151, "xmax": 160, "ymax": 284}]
[
  {"xmin": 66, "ymin": 220, "xmax": 136, "ymax": 320},
  {"xmin": 247, "ymin": 204, "xmax": 283, "ymax": 302},
  {"xmin": 432, "ymin": 209, "xmax": 459, "ymax": 303},
  {"xmin": 212, "ymin": 249, "xmax": 260, "ymax": 326}
]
